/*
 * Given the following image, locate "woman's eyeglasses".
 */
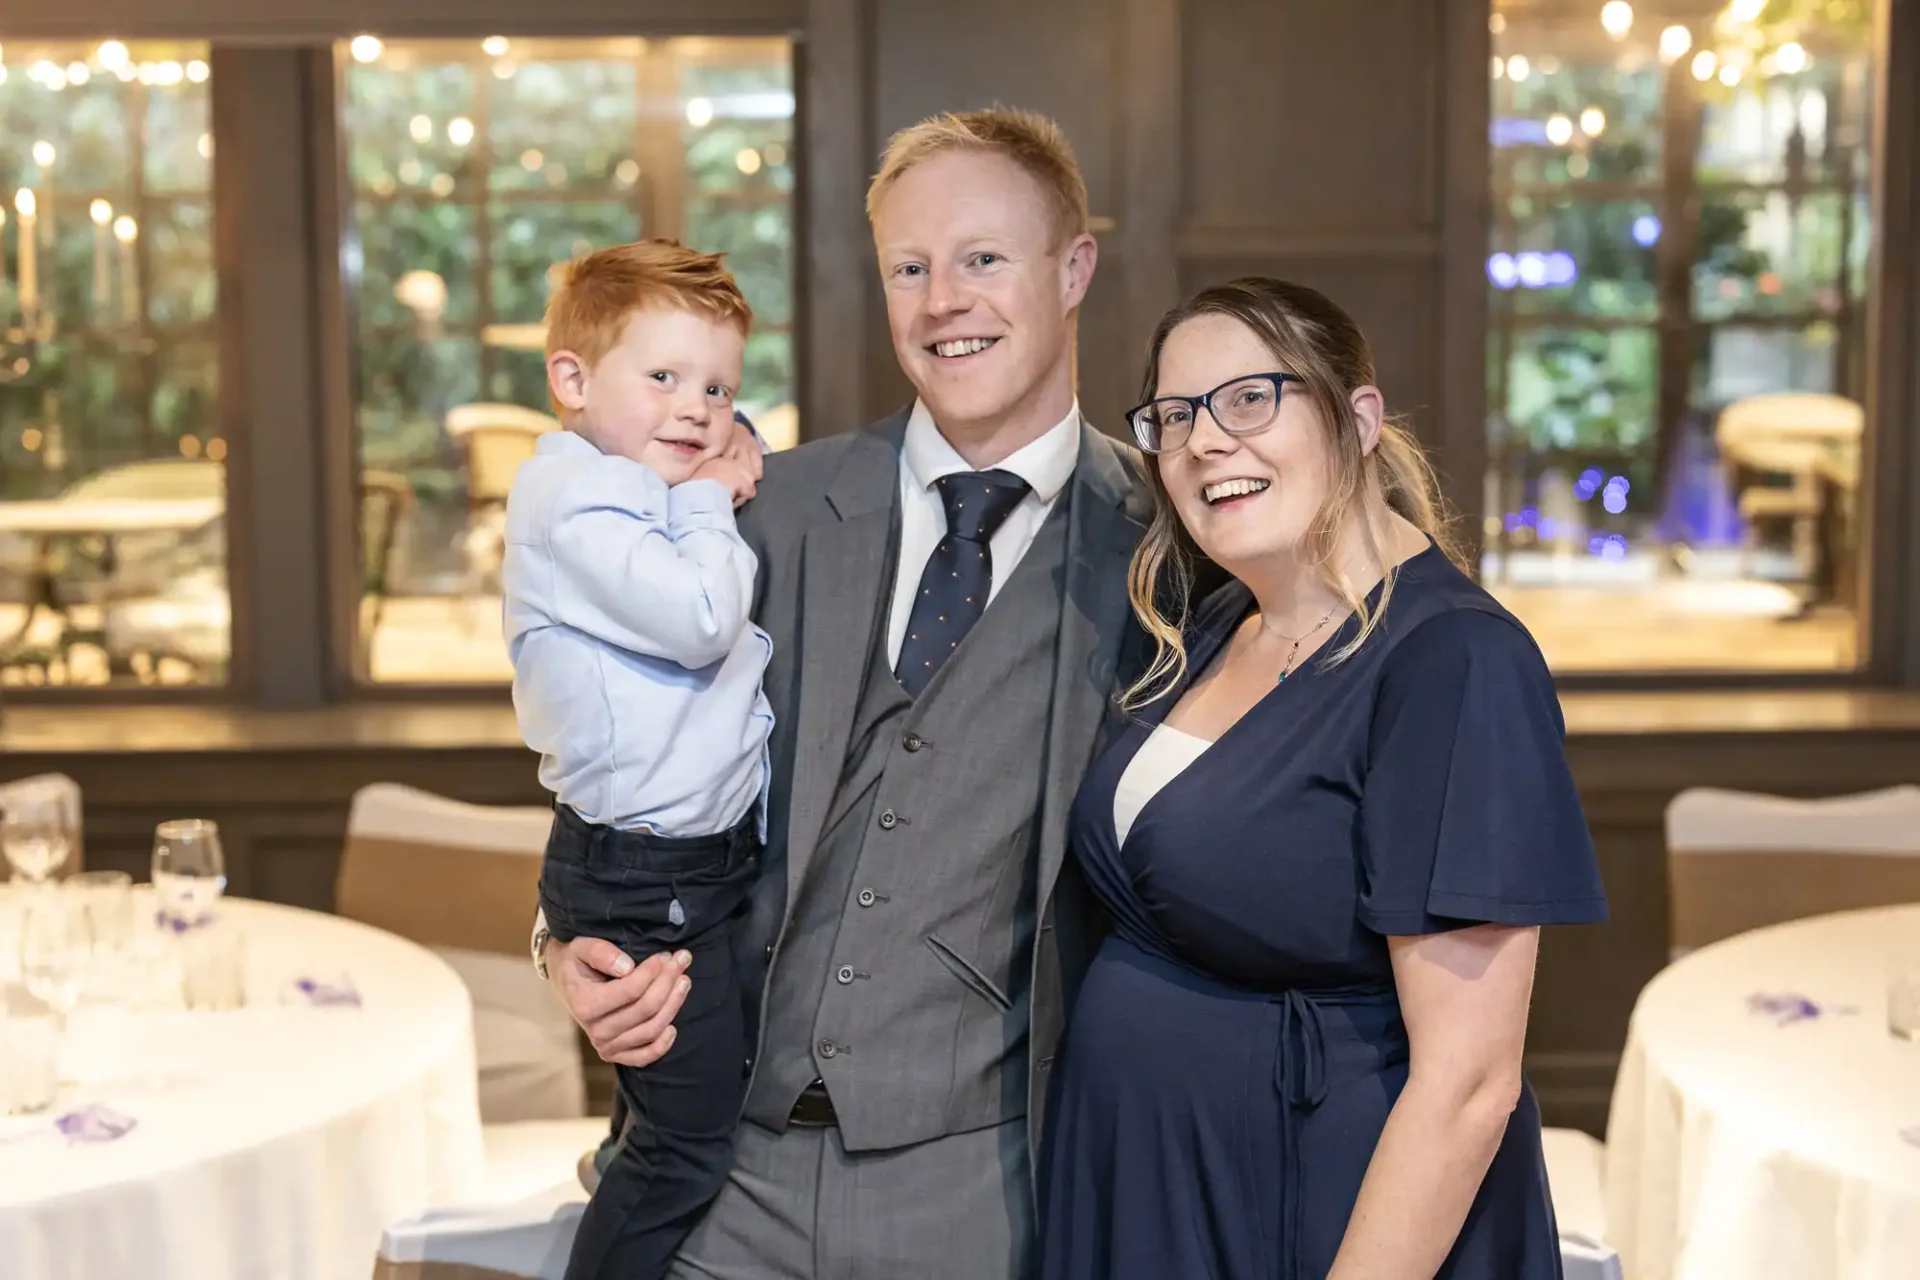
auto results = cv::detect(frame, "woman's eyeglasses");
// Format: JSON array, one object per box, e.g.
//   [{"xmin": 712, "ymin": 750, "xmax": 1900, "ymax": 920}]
[{"xmin": 1126, "ymin": 372, "xmax": 1301, "ymax": 454}]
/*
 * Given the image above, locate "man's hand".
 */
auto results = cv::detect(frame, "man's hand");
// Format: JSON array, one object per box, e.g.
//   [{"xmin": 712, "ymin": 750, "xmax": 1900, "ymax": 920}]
[
  {"xmin": 690, "ymin": 454, "xmax": 759, "ymax": 508},
  {"xmin": 545, "ymin": 935, "xmax": 692, "ymax": 1068}
]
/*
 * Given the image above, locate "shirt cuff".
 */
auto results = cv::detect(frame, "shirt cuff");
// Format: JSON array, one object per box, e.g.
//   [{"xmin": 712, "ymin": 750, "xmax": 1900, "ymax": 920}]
[{"xmin": 667, "ymin": 477, "xmax": 735, "ymax": 529}]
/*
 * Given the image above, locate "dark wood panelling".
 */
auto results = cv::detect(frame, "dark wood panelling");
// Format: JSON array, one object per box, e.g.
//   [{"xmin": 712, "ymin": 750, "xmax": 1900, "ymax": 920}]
[
  {"xmin": 0, "ymin": 0, "xmax": 802, "ymax": 42},
  {"xmin": 1177, "ymin": 255, "xmax": 1441, "ymax": 432},
  {"xmin": 1434, "ymin": 0, "xmax": 1492, "ymax": 538},
  {"xmin": 871, "ymin": 0, "xmax": 1121, "ymax": 216},
  {"xmin": 857, "ymin": 0, "xmax": 1144, "ymax": 431},
  {"xmin": 1115, "ymin": 0, "xmax": 1186, "ymax": 405},
  {"xmin": 1170, "ymin": 0, "xmax": 1479, "ymax": 502},
  {"xmin": 213, "ymin": 50, "xmax": 330, "ymax": 707},
  {"xmin": 1076, "ymin": 257, "xmax": 1135, "ymax": 433},
  {"xmin": 797, "ymin": 0, "xmax": 873, "ymax": 438},
  {"xmin": 1180, "ymin": 0, "xmax": 1440, "ymax": 235},
  {"xmin": 1865, "ymin": 0, "xmax": 1920, "ymax": 686}
]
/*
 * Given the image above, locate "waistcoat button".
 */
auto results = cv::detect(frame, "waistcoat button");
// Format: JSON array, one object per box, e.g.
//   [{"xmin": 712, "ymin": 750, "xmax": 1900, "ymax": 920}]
[
  {"xmin": 857, "ymin": 888, "xmax": 877, "ymax": 908},
  {"xmin": 818, "ymin": 1039, "xmax": 839, "ymax": 1059},
  {"xmin": 878, "ymin": 809, "xmax": 898, "ymax": 830},
  {"xmin": 903, "ymin": 733, "xmax": 925, "ymax": 753},
  {"xmin": 836, "ymin": 965, "xmax": 856, "ymax": 984}
]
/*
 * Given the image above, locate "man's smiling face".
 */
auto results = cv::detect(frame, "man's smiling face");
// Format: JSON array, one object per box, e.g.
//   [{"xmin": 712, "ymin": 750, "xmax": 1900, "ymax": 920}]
[{"xmin": 872, "ymin": 148, "xmax": 1086, "ymax": 433}]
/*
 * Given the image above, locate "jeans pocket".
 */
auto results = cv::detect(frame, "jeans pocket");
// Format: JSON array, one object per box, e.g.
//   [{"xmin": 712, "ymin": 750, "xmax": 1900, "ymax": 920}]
[{"xmin": 925, "ymin": 934, "xmax": 1014, "ymax": 1013}]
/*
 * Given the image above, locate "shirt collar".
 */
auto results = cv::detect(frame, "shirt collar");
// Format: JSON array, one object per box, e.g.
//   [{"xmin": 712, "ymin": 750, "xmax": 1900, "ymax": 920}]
[
  {"xmin": 538, "ymin": 429, "xmax": 602, "ymax": 458},
  {"xmin": 902, "ymin": 398, "xmax": 1082, "ymax": 503}
]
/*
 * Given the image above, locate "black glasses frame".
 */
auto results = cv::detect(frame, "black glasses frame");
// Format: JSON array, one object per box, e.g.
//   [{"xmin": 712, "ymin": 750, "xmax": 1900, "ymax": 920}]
[{"xmin": 1126, "ymin": 372, "xmax": 1303, "ymax": 454}]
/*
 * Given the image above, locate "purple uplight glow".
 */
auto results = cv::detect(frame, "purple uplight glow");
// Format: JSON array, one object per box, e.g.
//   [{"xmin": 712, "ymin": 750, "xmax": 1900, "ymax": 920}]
[
  {"xmin": 1491, "ymin": 117, "xmax": 1553, "ymax": 148},
  {"xmin": 1632, "ymin": 214, "xmax": 1662, "ymax": 247},
  {"xmin": 1574, "ymin": 467, "xmax": 1604, "ymax": 501},
  {"xmin": 1491, "ymin": 251, "xmax": 1577, "ymax": 290},
  {"xmin": 1588, "ymin": 533, "xmax": 1629, "ymax": 560}
]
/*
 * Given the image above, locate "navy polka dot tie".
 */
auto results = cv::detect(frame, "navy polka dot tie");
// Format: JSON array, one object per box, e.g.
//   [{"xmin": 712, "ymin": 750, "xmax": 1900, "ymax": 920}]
[{"xmin": 894, "ymin": 470, "xmax": 1031, "ymax": 697}]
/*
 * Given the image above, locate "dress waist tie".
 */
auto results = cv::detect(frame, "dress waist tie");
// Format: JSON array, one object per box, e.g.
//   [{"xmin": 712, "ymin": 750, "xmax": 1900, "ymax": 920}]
[{"xmin": 1273, "ymin": 984, "xmax": 1398, "ymax": 1280}]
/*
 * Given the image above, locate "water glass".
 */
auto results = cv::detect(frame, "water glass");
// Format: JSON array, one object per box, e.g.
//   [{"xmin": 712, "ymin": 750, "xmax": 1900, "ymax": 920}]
[
  {"xmin": 0, "ymin": 985, "xmax": 61, "ymax": 1114},
  {"xmin": 151, "ymin": 819, "xmax": 226, "ymax": 928},
  {"xmin": 179, "ymin": 919, "xmax": 248, "ymax": 1012},
  {"xmin": 68, "ymin": 870, "xmax": 134, "ymax": 946},
  {"xmin": 68, "ymin": 870, "xmax": 135, "ymax": 1000},
  {"xmin": 1890, "ymin": 954, "xmax": 1920, "ymax": 1042},
  {"xmin": 18, "ymin": 895, "xmax": 93, "ymax": 1018}
]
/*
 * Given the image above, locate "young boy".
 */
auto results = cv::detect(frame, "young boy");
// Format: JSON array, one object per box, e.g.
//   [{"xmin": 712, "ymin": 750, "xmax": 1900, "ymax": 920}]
[{"xmin": 502, "ymin": 239, "xmax": 771, "ymax": 1280}]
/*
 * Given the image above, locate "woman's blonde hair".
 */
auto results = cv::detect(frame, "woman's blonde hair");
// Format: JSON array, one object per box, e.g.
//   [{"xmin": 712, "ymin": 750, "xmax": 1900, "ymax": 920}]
[{"xmin": 1121, "ymin": 277, "xmax": 1460, "ymax": 710}]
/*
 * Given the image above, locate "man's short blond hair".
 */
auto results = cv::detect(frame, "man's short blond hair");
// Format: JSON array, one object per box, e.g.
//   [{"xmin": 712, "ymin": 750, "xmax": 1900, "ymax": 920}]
[{"xmin": 865, "ymin": 106, "xmax": 1089, "ymax": 249}]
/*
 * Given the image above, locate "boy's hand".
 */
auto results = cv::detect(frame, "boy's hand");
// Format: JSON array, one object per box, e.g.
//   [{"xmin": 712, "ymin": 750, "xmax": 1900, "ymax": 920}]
[
  {"xmin": 690, "ymin": 454, "xmax": 758, "ymax": 508},
  {"xmin": 721, "ymin": 414, "xmax": 766, "ymax": 484}
]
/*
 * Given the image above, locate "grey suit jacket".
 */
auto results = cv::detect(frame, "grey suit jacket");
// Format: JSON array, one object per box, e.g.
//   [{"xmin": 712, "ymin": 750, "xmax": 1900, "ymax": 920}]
[{"xmin": 735, "ymin": 409, "xmax": 1151, "ymax": 1158}]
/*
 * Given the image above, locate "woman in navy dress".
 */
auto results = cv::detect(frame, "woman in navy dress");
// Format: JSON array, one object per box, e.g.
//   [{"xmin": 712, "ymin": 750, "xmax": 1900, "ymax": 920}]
[{"xmin": 1039, "ymin": 279, "xmax": 1608, "ymax": 1279}]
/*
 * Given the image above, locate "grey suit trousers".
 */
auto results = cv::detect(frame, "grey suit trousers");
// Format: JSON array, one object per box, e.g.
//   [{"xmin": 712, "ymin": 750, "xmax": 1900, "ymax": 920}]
[{"xmin": 664, "ymin": 1117, "xmax": 1035, "ymax": 1280}]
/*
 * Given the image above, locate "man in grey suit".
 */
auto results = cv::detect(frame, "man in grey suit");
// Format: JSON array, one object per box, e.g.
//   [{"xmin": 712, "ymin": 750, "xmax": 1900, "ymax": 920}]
[{"xmin": 538, "ymin": 106, "xmax": 1148, "ymax": 1279}]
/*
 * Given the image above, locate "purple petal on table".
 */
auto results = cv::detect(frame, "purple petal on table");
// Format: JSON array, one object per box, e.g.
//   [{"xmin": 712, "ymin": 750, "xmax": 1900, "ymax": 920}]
[
  {"xmin": 292, "ymin": 975, "xmax": 362, "ymax": 1007},
  {"xmin": 1746, "ymin": 992, "xmax": 1833, "ymax": 1025},
  {"xmin": 54, "ymin": 1105, "xmax": 137, "ymax": 1144},
  {"xmin": 153, "ymin": 908, "xmax": 212, "ymax": 933}
]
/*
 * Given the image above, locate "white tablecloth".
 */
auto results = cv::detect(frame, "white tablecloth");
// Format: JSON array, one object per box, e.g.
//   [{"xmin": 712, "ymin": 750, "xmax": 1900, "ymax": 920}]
[
  {"xmin": 0, "ymin": 896, "xmax": 485, "ymax": 1280},
  {"xmin": 1605, "ymin": 904, "xmax": 1920, "ymax": 1280}
]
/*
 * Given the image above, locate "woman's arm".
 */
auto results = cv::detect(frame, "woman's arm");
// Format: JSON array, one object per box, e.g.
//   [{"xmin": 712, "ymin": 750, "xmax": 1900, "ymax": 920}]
[{"xmin": 1326, "ymin": 922, "xmax": 1540, "ymax": 1279}]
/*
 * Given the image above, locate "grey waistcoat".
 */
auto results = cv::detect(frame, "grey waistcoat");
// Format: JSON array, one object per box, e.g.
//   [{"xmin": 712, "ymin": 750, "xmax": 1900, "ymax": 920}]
[
  {"xmin": 745, "ymin": 494, "xmax": 1073, "ymax": 1153},
  {"xmin": 730, "ymin": 413, "xmax": 1148, "ymax": 1174}
]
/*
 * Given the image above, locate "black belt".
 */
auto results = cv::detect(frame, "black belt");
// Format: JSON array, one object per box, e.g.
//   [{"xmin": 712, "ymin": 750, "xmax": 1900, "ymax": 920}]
[{"xmin": 787, "ymin": 1080, "xmax": 838, "ymax": 1128}]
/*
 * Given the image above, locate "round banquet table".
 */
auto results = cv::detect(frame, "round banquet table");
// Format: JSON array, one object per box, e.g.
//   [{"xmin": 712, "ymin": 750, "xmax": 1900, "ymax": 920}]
[
  {"xmin": 0, "ymin": 894, "xmax": 485, "ymax": 1280},
  {"xmin": 1604, "ymin": 904, "xmax": 1920, "ymax": 1280}
]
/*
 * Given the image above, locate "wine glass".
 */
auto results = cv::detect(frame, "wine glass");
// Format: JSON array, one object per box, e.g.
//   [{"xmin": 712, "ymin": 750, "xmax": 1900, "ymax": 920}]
[
  {"xmin": 151, "ymin": 819, "xmax": 227, "ymax": 928},
  {"xmin": 2, "ymin": 796, "xmax": 73, "ymax": 885}
]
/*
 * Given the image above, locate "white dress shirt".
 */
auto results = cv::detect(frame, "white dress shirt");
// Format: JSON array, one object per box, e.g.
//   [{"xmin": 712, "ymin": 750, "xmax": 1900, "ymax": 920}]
[{"xmin": 885, "ymin": 398, "xmax": 1084, "ymax": 665}]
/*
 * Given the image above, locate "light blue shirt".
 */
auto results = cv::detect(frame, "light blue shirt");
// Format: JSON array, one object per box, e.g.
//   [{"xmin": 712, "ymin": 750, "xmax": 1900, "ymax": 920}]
[{"xmin": 503, "ymin": 431, "xmax": 773, "ymax": 839}]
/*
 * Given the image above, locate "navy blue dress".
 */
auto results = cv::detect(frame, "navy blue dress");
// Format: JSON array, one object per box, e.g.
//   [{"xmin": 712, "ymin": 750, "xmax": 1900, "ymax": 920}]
[{"xmin": 1038, "ymin": 544, "xmax": 1608, "ymax": 1280}]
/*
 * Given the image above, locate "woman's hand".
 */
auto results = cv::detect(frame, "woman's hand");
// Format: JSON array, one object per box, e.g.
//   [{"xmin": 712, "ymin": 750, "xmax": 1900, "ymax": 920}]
[
  {"xmin": 545, "ymin": 935, "xmax": 693, "ymax": 1068},
  {"xmin": 1327, "ymin": 923, "xmax": 1539, "ymax": 1279}
]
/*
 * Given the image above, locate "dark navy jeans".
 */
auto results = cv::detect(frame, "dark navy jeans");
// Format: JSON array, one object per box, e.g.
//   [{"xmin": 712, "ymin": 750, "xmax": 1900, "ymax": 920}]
[{"xmin": 538, "ymin": 802, "xmax": 760, "ymax": 1280}]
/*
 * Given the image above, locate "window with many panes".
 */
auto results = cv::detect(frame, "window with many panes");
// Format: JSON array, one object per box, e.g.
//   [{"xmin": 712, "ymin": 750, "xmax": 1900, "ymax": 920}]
[
  {"xmin": 0, "ymin": 40, "xmax": 224, "ymax": 689},
  {"xmin": 337, "ymin": 35, "xmax": 795, "ymax": 685},
  {"xmin": 1486, "ymin": 0, "xmax": 1875, "ymax": 673}
]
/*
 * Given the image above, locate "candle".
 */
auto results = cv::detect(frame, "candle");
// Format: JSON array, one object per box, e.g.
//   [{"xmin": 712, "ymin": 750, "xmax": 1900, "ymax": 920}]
[
  {"xmin": 113, "ymin": 215, "xmax": 138, "ymax": 324},
  {"xmin": 14, "ymin": 189, "xmax": 38, "ymax": 315},
  {"xmin": 90, "ymin": 199, "xmax": 113, "ymax": 310},
  {"xmin": 30, "ymin": 141, "xmax": 55, "ymax": 252}
]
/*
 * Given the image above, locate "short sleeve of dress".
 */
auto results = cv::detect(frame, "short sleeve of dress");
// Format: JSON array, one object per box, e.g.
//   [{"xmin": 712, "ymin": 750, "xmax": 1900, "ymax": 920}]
[{"xmin": 1356, "ymin": 606, "xmax": 1608, "ymax": 936}]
